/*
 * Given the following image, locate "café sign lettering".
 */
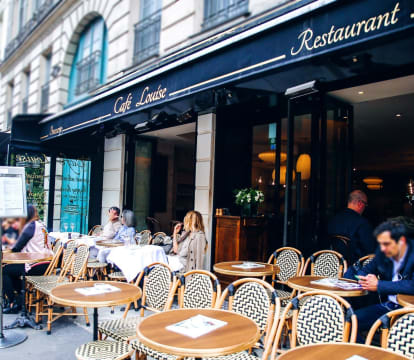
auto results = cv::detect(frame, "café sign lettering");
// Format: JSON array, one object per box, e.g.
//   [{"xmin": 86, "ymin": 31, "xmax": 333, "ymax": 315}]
[
  {"xmin": 114, "ymin": 84, "xmax": 167, "ymax": 114},
  {"xmin": 291, "ymin": 2, "xmax": 401, "ymax": 56}
]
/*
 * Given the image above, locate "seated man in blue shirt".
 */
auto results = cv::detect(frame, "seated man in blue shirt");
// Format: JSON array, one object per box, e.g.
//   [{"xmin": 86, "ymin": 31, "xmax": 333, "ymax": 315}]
[{"xmin": 347, "ymin": 220, "xmax": 414, "ymax": 342}]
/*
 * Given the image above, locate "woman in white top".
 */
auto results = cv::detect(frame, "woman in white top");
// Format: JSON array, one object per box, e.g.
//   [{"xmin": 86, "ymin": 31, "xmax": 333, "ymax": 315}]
[{"xmin": 2, "ymin": 205, "xmax": 52, "ymax": 314}]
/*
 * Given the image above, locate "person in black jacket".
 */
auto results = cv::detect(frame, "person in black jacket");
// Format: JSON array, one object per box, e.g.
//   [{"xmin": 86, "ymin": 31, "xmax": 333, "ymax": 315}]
[
  {"xmin": 345, "ymin": 220, "xmax": 414, "ymax": 342},
  {"xmin": 328, "ymin": 190, "xmax": 376, "ymax": 265}
]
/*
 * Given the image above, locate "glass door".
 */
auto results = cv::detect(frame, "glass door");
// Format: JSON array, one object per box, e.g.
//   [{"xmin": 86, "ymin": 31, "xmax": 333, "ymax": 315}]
[{"xmin": 283, "ymin": 93, "xmax": 352, "ymax": 255}]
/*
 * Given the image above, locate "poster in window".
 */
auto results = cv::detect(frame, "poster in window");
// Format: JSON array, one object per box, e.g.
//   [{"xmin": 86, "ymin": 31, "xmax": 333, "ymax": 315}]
[{"xmin": 60, "ymin": 159, "xmax": 91, "ymax": 234}]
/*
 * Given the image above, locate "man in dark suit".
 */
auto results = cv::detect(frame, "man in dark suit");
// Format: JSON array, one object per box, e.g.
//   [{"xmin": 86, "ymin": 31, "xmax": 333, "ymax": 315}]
[{"xmin": 328, "ymin": 190, "xmax": 376, "ymax": 265}]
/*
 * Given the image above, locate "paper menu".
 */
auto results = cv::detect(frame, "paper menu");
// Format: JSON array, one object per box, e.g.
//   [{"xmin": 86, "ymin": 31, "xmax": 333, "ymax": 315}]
[
  {"xmin": 166, "ymin": 314, "xmax": 227, "ymax": 338},
  {"xmin": 310, "ymin": 278, "xmax": 362, "ymax": 290},
  {"xmin": 75, "ymin": 283, "xmax": 121, "ymax": 296},
  {"xmin": 231, "ymin": 262, "xmax": 265, "ymax": 269},
  {"xmin": 345, "ymin": 355, "xmax": 368, "ymax": 360}
]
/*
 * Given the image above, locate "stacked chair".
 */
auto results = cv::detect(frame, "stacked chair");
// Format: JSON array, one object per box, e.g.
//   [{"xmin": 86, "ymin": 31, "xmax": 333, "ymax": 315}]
[{"xmin": 136, "ymin": 230, "xmax": 152, "ymax": 245}]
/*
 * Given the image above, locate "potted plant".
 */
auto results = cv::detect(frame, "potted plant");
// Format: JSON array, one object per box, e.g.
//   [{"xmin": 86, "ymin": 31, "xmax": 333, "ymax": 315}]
[{"xmin": 234, "ymin": 188, "xmax": 264, "ymax": 217}]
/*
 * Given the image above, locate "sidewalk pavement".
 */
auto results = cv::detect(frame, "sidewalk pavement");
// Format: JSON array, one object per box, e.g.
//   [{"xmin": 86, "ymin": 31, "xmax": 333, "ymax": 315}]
[{"xmin": 1, "ymin": 305, "xmax": 140, "ymax": 359}]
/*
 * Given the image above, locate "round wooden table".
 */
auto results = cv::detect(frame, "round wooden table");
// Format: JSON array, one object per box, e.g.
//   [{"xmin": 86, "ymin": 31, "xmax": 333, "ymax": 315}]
[
  {"xmin": 213, "ymin": 261, "xmax": 279, "ymax": 277},
  {"xmin": 3, "ymin": 251, "xmax": 53, "ymax": 331},
  {"xmin": 2, "ymin": 251, "xmax": 53, "ymax": 264},
  {"xmin": 278, "ymin": 343, "xmax": 409, "ymax": 359},
  {"xmin": 137, "ymin": 308, "xmax": 261, "ymax": 358},
  {"xmin": 95, "ymin": 240, "xmax": 124, "ymax": 247},
  {"xmin": 49, "ymin": 281, "xmax": 142, "ymax": 340},
  {"xmin": 287, "ymin": 276, "xmax": 367, "ymax": 297},
  {"xmin": 397, "ymin": 294, "xmax": 414, "ymax": 307}
]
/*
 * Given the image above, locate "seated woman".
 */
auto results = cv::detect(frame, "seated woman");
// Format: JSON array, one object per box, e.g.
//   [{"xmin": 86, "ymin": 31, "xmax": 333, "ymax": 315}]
[
  {"xmin": 167, "ymin": 210, "xmax": 207, "ymax": 272},
  {"xmin": 2, "ymin": 218, "xmax": 19, "ymax": 247},
  {"xmin": 97, "ymin": 209, "xmax": 136, "ymax": 263},
  {"xmin": 2, "ymin": 205, "xmax": 53, "ymax": 314}
]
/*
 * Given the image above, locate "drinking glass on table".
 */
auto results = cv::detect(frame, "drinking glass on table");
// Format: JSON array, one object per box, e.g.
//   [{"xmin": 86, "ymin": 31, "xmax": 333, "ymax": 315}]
[
  {"xmin": 63, "ymin": 223, "xmax": 68, "ymax": 232},
  {"xmin": 70, "ymin": 222, "xmax": 75, "ymax": 232}
]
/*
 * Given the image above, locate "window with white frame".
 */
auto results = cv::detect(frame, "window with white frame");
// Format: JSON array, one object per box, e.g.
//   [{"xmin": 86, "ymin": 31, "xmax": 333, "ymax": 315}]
[{"xmin": 203, "ymin": 0, "xmax": 249, "ymax": 29}]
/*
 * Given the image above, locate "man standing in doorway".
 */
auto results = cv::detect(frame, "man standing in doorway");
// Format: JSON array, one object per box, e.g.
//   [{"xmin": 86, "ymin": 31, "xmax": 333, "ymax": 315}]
[
  {"xmin": 328, "ymin": 190, "xmax": 376, "ymax": 265},
  {"xmin": 349, "ymin": 220, "xmax": 414, "ymax": 342}
]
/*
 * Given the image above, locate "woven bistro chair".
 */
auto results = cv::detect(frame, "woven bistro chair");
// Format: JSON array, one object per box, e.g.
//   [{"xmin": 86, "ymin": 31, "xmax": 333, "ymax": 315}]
[
  {"xmin": 366, "ymin": 307, "xmax": 414, "ymax": 359},
  {"xmin": 132, "ymin": 270, "xmax": 221, "ymax": 360},
  {"xmin": 264, "ymin": 247, "xmax": 304, "ymax": 305},
  {"xmin": 136, "ymin": 230, "xmax": 152, "ymax": 245},
  {"xmin": 150, "ymin": 231, "xmax": 167, "ymax": 245},
  {"xmin": 88, "ymin": 225, "xmax": 103, "ymax": 236},
  {"xmin": 75, "ymin": 340, "xmax": 133, "ymax": 360},
  {"xmin": 34, "ymin": 244, "xmax": 90, "ymax": 334},
  {"xmin": 98, "ymin": 262, "xmax": 176, "ymax": 343},
  {"xmin": 275, "ymin": 290, "xmax": 357, "ymax": 351},
  {"xmin": 302, "ymin": 250, "xmax": 347, "ymax": 278}
]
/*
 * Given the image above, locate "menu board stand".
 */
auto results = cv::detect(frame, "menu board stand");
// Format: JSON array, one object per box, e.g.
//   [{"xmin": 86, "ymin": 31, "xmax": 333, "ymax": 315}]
[{"xmin": 0, "ymin": 166, "xmax": 28, "ymax": 348}]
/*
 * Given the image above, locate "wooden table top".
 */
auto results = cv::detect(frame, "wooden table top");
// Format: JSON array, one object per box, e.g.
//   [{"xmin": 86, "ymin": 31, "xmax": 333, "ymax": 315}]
[
  {"xmin": 397, "ymin": 294, "xmax": 414, "ymax": 307},
  {"xmin": 213, "ymin": 261, "xmax": 279, "ymax": 277},
  {"xmin": 49, "ymin": 281, "xmax": 141, "ymax": 308},
  {"xmin": 278, "ymin": 343, "xmax": 409, "ymax": 360},
  {"xmin": 287, "ymin": 276, "xmax": 367, "ymax": 297},
  {"xmin": 2, "ymin": 251, "xmax": 53, "ymax": 264},
  {"xmin": 137, "ymin": 308, "xmax": 261, "ymax": 357},
  {"xmin": 95, "ymin": 240, "xmax": 124, "ymax": 247}
]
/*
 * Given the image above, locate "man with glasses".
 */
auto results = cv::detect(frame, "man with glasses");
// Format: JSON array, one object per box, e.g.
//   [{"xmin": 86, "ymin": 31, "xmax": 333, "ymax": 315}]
[
  {"xmin": 350, "ymin": 220, "xmax": 414, "ymax": 342},
  {"xmin": 328, "ymin": 190, "xmax": 375, "ymax": 265}
]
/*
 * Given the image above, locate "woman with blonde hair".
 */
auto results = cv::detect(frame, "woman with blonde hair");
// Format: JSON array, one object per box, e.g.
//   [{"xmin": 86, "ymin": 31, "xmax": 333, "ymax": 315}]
[{"xmin": 168, "ymin": 210, "xmax": 207, "ymax": 272}]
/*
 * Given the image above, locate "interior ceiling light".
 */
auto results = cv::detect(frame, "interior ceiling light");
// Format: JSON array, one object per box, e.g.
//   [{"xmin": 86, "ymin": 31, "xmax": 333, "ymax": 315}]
[
  {"xmin": 358, "ymin": 91, "xmax": 364, "ymax": 95},
  {"xmin": 367, "ymin": 184, "xmax": 382, "ymax": 190},
  {"xmin": 258, "ymin": 151, "xmax": 287, "ymax": 163},
  {"xmin": 363, "ymin": 177, "xmax": 383, "ymax": 185},
  {"xmin": 396, "ymin": 113, "xmax": 402, "ymax": 117}
]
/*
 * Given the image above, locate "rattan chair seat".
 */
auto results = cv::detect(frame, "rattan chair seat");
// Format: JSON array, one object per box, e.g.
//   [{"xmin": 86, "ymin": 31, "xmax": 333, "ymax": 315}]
[
  {"xmin": 98, "ymin": 317, "xmax": 142, "ymax": 341},
  {"xmin": 87, "ymin": 262, "xmax": 107, "ymax": 268},
  {"xmin": 75, "ymin": 340, "xmax": 132, "ymax": 360},
  {"xmin": 130, "ymin": 339, "xmax": 180, "ymax": 360},
  {"xmin": 108, "ymin": 271, "xmax": 126, "ymax": 280}
]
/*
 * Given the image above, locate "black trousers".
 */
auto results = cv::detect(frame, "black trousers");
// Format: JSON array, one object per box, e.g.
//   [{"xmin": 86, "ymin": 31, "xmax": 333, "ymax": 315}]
[{"xmin": 3, "ymin": 263, "xmax": 49, "ymax": 304}]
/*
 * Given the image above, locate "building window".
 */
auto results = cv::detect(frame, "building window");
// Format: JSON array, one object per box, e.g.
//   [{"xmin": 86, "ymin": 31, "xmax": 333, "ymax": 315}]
[
  {"xmin": 6, "ymin": 82, "xmax": 14, "ymax": 130},
  {"xmin": 133, "ymin": 0, "xmax": 161, "ymax": 65},
  {"xmin": 68, "ymin": 17, "xmax": 107, "ymax": 103},
  {"xmin": 22, "ymin": 70, "xmax": 30, "ymax": 113},
  {"xmin": 203, "ymin": 0, "xmax": 249, "ymax": 29},
  {"xmin": 18, "ymin": 0, "xmax": 28, "ymax": 31},
  {"xmin": 41, "ymin": 53, "xmax": 51, "ymax": 113}
]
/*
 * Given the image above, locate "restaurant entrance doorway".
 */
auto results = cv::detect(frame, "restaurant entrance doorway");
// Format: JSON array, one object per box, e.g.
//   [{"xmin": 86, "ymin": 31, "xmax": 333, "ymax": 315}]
[{"xmin": 329, "ymin": 74, "xmax": 414, "ymax": 229}]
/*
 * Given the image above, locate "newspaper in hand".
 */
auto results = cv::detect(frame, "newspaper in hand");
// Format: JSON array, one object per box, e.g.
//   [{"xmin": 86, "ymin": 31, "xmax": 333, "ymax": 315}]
[
  {"xmin": 310, "ymin": 278, "xmax": 362, "ymax": 290},
  {"xmin": 231, "ymin": 262, "xmax": 265, "ymax": 269},
  {"xmin": 166, "ymin": 314, "xmax": 227, "ymax": 338},
  {"xmin": 75, "ymin": 283, "xmax": 121, "ymax": 296}
]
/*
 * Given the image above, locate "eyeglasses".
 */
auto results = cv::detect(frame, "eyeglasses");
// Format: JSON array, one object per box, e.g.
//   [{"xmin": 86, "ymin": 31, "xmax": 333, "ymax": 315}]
[{"xmin": 360, "ymin": 200, "xmax": 368, "ymax": 207}]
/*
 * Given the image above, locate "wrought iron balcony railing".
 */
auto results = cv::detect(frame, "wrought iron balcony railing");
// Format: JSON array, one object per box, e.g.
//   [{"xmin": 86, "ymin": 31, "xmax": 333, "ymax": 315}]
[
  {"xmin": 75, "ymin": 50, "xmax": 101, "ymax": 95},
  {"xmin": 203, "ymin": 0, "xmax": 249, "ymax": 29},
  {"xmin": 4, "ymin": 0, "xmax": 62, "ymax": 61},
  {"xmin": 133, "ymin": 13, "xmax": 161, "ymax": 65}
]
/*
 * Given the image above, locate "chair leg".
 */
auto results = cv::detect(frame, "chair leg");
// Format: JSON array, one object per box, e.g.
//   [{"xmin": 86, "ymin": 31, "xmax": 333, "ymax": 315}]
[
  {"xmin": 83, "ymin": 307, "xmax": 90, "ymax": 326},
  {"xmin": 35, "ymin": 290, "xmax": 41, "ymax": 324},
  {"xmin": 47, "ymin": 300, "xmax": 53, "ymax": 335}
]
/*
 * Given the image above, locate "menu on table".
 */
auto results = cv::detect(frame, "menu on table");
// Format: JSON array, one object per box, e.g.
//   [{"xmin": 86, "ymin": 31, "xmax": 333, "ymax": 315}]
[
  {"xmin": 75, "ymin": 283, "xmax": 121, "ymax": 296},
  {"xmin": 166, "ymin": 314, "xmax": 227, "ymax": 338},
  {"xmin": 310, "ymin": 278, "xmax": 362, "ymax": 290},
  {"xmin": 231, "ymin": 262, "xmax": 265, "ymax": 269}
]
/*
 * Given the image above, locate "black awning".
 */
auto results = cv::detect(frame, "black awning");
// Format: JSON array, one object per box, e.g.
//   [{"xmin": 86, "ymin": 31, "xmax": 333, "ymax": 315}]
[{"xmin": 39, "ymin": 0, "xmax": 414, "ymax": 141}]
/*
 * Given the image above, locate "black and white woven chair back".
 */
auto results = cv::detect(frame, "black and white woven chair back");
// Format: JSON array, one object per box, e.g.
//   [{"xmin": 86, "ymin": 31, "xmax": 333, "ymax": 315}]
[
  {"xmin": 232, "ymin": 282, "xmax": 270, "ymax": 332},
  {"xmin": 145, "ymin": 265, "xmax": 172, "ymax": 310},
  {"xmin": 362, "ymin": 256, "xmax": 374, "ymax": 267},
  {"xmin": 52, "ymin": 240, "xmax": 62, "ymax": 254},
  {"xmin": 152, "ymin": 234, "xmax": 166, "ymax": 246},
  {"xmin": 313, "ymin": 253, "xmax": 341, "ymax": 278},
  {"xmin": 297, "ymin": 295, "xmax": 344, "ymax": 345},
  {"xmin": 139, "ymin": 231, "xmax": 151, "ymax": 245},
  {"xmin": 63, "ymin": 240, "xmax": 76, "ymax": 266},
  {"xmin": 388, "ymin": 313, "xmax": 414, "ymax": 359},
  {"xmin": 72, "ymin": 245, "xmax": 89, "ymax": 278},
  {"xmin": 182, "ymin": 273, "xmax": 214, "ymax": 308},
  {"xmin": 276, "ymin": 249, "xmax": 300, "ymax": 282}
]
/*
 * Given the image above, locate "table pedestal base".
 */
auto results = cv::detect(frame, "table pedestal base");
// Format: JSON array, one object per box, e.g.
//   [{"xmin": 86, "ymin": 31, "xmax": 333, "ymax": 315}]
[
  {"xmin": 5, "ymin": 312, "xmax": 42, "ymax": 330},
  {"xmin": 0, "ymin": 329, "xmax": 27, "ymax": 348}
]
